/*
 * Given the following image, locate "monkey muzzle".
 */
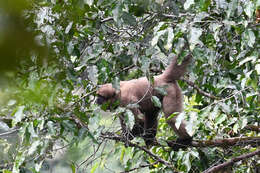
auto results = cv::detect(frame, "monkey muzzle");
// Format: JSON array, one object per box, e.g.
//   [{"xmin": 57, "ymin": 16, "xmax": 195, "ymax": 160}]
[{"xmin": 96, "ymin": 95, "xmax": 106, "ymax": 105}]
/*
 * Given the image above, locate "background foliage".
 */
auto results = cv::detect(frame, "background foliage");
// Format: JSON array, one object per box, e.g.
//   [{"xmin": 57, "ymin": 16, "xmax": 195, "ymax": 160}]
[{"xmin": 0, "ymin": 0, "xmax": 259, "ymax": 172}]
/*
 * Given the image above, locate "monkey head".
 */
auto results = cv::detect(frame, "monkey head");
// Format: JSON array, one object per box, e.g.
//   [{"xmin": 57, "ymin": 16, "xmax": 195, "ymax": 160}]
[{"xmin": 96, "ymin": 84, "xmax": 120, "ymax": 110}]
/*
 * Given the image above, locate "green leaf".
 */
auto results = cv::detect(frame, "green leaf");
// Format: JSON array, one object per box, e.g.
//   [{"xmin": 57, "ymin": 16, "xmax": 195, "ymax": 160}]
[
  {"xmin": 112, "ymin": 4, "xmax": 122, "ymax": 24},
  {"xmin": 65, "ymin": 21, "xmax": 73, "ymax": 34},
  {"xmin": 189, "ymin": 27, "xmax": 202, "ymax": 50},
  {"xmin": 88, "ymin": 65, "xmax": 98, "ymax": 85},
  {"xmin": 85, "ymin": 0, "xmax": 94, "ymax": 6},
  {"xmin": 47, "ymin": 121, "xmax": 55, "ymax": 135},
  {"xmin": 67, "ymin": 41, "xmax": 74, "ymax": 54},
  {"xmin": 91, "ymin": 162, "xmax": 99, "ymax": 173},
  {"xmin": 255, "ymin": 64, "xmax": 260, "ymax": 75},
  {"xmin": 70, "ymin": 163, "xmax": 76, "ymax": 173},
  {"xmin": 175, "ymin": 112, "xmax": 185, "ymax": 129},
  {"xmin": 112, "ymin": 77, "xmax": 120, "ymax": 91},
  {"xmin": 12, "ymin": 106, "xmax": 25, "ymax": 127},
  {"xmin": 226, "ymin": 0, "xmax": 237, "ymax": 18},
  {"xmin": 129, "ymin": 5, "xmax": 145, "ymax": 17},
  {"xmin": 210, "ymin": 106, "xmax": 219, "ymax": 120},
  {"xmin": 0, "ymin": 121, "xmax": 10, "ymax": 131},
  {"xmin": 165, "ymin": 27, "xmax": 174, "ymax": 50},
  {"xmin": 140, "ymin": 56, "xmax": 151, "ymax": 73},
  {"xmin": 28, "ymin": 122, "xmax": 37, "ymax": 138},
  {"xmin": 239, "ymin": 56, "xmax": 256, "ymax": 66},
  {"xmin": 183, "ymin": 153, "xmax": 191, "ymax": 171},
  {"xmin": 190, "ymin": 150, "xmax": 199, "ymax": 158},
  {"xmin": 186, "ymin": 112, "xmax": 197, "ymax": 136},
  {"xmin": 244, "ymin": 1, "xmax": 254, "ymax": 18},
  {"xmin": 233, "ymin": 123, "xmax": 239, "ymax": 133},
  {"xmin": 184, "ymin": 0, "xmax": 194, "ymax": 10},
  {"xmin": 35, "ymin": 160, "xmax": 44, "ymax": 172},
  {"xmin": 200, "ymin": 0, "xmax": 211, "ymax": 12},
  {"xmin": 155, "ymin": 86, "xmax": 168, "ymax": 96},
  {"xmin": 151, "ymin": 96, "xmax": 161, "ymax": 108},
  {"xmin": 120, "ymin": 146, "xmax": 126, "ymax": 162},
  {"xmin": 125, "ymin": 109, "xmax": 135, "ymax": 129},
  {"xmin": 28, "ymin": 140, "xmax": 41, "ymax": 155},
  {"xmin": 12, "ymin": 151, "xmax": 25, "ymax": 173},
  {"xmin": 209, "ymin": 23, "xmax": 221, "ymax": 42},
  {"xmin": 166, "ymin": 112, "xmax": 179, "ymax": 121},
  {"xmin": 247, "ymin": 30, "xmax": 256, "ymax": 47},
  {"xmin": 151, "ymin": 30, "xmax": 167, "ymax": 47},
  {"xmin": 3, "ymin": 170, "xmax": 12, "ymax": 173},
  {"xmin": 241, "ymin": 118, "xmax": 248, "ymax": 129},
  {"xmin": 122, "ymin": 12, "xmax": 136, "ymax": 26},
  {"xmin": 215, "ymin": 114, "xmax": 227, "ymax": 125}
]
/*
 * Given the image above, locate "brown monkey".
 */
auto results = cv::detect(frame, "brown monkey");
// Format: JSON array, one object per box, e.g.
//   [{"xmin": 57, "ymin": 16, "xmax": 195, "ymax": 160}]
[
  {"xmin": 96, "ymin": 54, "xmax": 192, "ymax": 150},
  {"xmin": 256, "ymin": 9, "xmax": 260, "ymax": 23}
]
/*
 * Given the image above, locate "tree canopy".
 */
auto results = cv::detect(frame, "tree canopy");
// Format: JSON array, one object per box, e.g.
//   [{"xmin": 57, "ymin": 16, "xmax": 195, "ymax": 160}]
[{"xmin": 0, "ymin": 0, "xmax": 259, "ymax": 172}]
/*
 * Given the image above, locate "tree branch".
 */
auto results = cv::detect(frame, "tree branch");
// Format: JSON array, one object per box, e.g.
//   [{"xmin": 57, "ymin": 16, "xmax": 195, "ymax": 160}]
[
  {"xmin": 114, "ymin": 64, "xmax": 135, "ymax": 76},
  {"xmin": 192, "ymin": 136, "xmax": 260, "ymax": 148},
  {"xmin": 244, "ymin": 125, "xmax": 260, "ymax": 132},
  {"xmin": 182, "ymin": 78, "xmax": 220, "ymax": 100},
  {"xmin": 203, "ymin": 149, "xmax": 260, "ymax": 173},
  {"xmin": 0, "ymin": 128, "xmax": 19, "ymax": 137},
  {"xmin": 120, "ymin": 161, "xmax": 159, "ymax": 173}
]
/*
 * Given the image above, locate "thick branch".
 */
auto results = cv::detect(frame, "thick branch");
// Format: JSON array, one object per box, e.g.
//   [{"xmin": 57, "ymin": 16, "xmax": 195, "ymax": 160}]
[
  {"xmin": 244, "ymin": 125, "xmax": 260, "ymax": 132},
  {"xmin": 203, "ymin": 149, "xmax": 260, "ymax": 173},
  {"xmin": 192, "ymin": 136, "xmax": 260, "ymax": 148}
]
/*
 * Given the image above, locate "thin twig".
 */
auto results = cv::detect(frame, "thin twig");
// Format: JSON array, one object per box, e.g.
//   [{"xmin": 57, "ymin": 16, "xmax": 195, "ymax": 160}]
[
  {"xmin": 120, "ymin": 161, "xmax": 159, "ymax": 173},
  {"xmin": 78, "ymin": 141, "xmax": 104, "ymax": 168},
  {"xmin": 182, "ymin": 78, "xmax": 220, "ymax": 100},
  {"xmin": 101, "ymin": 17, "xmax": 113, "ymax": 23},
  {"xmin": 114, "ymin": 64, "xmax": 135, "ymax": 76},
  {"xmin": 244, "ymin": 125, "xmax": 260, "ymax": 132},
  {"xmin": 0, "ymin": 128, "xmax": 19, "ymax": 137},
  {"xmin": 202, "ymin": 87, "xmax": 251, "ymax": 111},
  {"xmin": 100, "ymin": 132, "xmax": 177, "ymax": 171}
]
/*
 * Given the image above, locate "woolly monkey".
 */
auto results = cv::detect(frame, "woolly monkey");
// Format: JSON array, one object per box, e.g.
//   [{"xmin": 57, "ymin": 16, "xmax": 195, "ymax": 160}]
[{"xmin": 96, "ymin": 54, "xmax": 192, "ymax": 150}]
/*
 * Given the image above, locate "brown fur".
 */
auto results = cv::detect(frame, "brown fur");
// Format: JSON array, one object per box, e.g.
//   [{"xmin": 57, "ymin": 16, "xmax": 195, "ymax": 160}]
[{"xmin": 96, "ymin": 54, "xmax": 192, "ymax": 149}]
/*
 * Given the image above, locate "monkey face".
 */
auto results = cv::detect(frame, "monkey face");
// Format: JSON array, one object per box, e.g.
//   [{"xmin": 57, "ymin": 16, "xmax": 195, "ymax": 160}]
[
  {"xmin": 96, "ymin": 94, "xmax": 119, "ymax": 110},
  {"xmin": 96, "ymin": 84, "xmax": 120, "ymax": 110},
  {"xmin": 96, "ymin": 95, "xmax": 108, "ymax": 105}
]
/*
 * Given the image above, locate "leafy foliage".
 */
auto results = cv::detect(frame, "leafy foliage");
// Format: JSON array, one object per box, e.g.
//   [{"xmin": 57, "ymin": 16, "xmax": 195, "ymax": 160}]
[{"xmin": 0, "ymin": 0, "xmax": 259, "ymax": 172}]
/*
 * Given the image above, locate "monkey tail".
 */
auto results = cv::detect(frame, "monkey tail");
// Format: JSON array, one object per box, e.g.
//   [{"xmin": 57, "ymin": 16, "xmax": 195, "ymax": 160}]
[{"xmin": 162, "ymin": 54, "xmax": 192, "ymax": 81}]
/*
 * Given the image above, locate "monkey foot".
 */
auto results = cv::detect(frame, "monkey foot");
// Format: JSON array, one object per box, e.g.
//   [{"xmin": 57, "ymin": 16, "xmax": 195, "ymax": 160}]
[
  {"xmin": 167, "ymin": 137, "xmax": 193, "ymax": 151},
  {"xmin": 144, "ymin": 138, "xmax": 159, "ymax": 147}
]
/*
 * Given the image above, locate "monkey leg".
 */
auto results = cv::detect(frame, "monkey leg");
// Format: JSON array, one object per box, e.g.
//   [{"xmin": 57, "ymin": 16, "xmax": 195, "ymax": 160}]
[
  {"xmin": 131, "ymin": 120, "xmax": 144, "ymax": 137},
  {"xmin": 143, "ymin": 112, "xmax": 158, "ymax": 146},
  {"xmin": 130, "ymin": 108, "xmax": 145, "ymax": 137},
  {"xmin": 162, "ymin": 87, "xmax": 192, "ymax": 150},
  {"xmin": 119, "ymin": 108, "xmax": 145, "ymax": 140},
  {"xmin": 166, "ymin": 138, "xmax": 193, "ymax": 151}
]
